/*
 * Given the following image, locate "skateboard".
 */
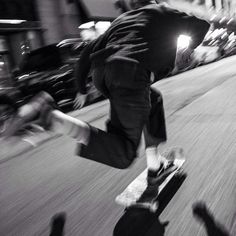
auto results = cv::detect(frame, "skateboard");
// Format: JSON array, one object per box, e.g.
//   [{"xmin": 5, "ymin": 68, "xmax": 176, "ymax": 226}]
[{"xmin": 115, "ymin": 147, "xmax": 185, "ymax": 212}]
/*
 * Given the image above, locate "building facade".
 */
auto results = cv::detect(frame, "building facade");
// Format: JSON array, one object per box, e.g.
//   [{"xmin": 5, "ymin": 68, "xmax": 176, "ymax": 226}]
[{"xmin": 0, "ymin": 0, "xmax": 83, "ymax": 81}]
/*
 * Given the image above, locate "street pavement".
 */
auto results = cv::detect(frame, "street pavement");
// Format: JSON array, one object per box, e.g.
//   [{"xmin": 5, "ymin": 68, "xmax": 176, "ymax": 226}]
[{"xmin": 1, "ymin": 55, "xmax": 236, "ymax": 235}]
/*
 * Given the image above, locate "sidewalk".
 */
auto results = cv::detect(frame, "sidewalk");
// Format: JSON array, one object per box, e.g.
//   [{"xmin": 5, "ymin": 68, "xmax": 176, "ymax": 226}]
[{"xmin": 0, "ymin": 99, "xmax": 109, "ymax": 164}]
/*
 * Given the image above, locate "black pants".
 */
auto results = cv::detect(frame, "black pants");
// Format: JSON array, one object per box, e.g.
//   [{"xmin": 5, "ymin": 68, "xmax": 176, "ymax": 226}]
[{"xmin": 77, "ymin": 58, "xmax": 167, "ymax": 169}]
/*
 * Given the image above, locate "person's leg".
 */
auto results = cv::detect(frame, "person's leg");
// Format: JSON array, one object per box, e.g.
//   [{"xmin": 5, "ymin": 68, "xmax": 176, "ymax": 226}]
[
  {"xmin": 3, "ymin": 59, "xmax": 150, "ymax": 169},
  {"xmin": 136, "ymin": 88, "xmax": 175, "ymax": 205},
  {"xmin": 144, "ymin": 88, "xmax": 168, "ymax": 177},
  {"xmin": 2, "ymin": 91, "xmax": 91, "ymax": 145},
  {"xmin": 50, "ymin": 110, "xmax": 90, "ymax": 145},
  {"xmin": 77, "ymin": 87, "xmax": 150, "ymax": 169},
  {"xmin": 76, "ymin": 58, "xmax": 152, "ymax": 169},
  {"xmin": 2, "ymin": 91, "xmax": 139, "ymax": 168},
  {"xmin": 74, "ymin": 57, "xmax": 151, "ymax": 169}
]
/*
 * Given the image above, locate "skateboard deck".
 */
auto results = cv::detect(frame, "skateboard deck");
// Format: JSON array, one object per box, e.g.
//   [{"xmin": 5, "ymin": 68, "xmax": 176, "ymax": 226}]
[{"xmin": 115, "ymin": 148, "xmax": 185, "ymax": 212}]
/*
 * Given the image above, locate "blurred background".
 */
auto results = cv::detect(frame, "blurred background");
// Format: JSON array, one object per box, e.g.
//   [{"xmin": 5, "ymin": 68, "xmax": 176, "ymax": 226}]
[
  {"xmin": 0, "ymin": 0, "xmax": 236, "ymax": 116},
  {"xmin": 1, "ymin": 1, "xmax": 236, "ymax": 235}
]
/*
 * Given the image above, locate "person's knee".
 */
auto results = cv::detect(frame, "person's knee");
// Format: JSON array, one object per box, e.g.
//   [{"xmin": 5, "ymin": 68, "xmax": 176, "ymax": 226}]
[
  {"xmin": 114, "ymin": 148, "xmax": 137, "ymax": 169},
  {"xmin": 115, "ymin": 158, "xmax": 133, "ymax": 169}
]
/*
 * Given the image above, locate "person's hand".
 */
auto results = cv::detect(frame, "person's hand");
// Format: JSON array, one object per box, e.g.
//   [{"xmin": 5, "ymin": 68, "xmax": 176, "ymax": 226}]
[
  {"xmin": 182, "ymin": 48, "xmax": 194, "ymax": 63},
  {"xmin": 175, "ymin": 47, "xmax": 194, "ymax": 71},
  {"xmin": 73, "ymin": 92, "xmax": 88, "ymax": 109}
]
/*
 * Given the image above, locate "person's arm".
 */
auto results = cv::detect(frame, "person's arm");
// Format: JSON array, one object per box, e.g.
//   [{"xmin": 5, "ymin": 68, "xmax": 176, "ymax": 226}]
[
  {"xmin": 170, "ymin": 8, "xmax": 210, "ymax": 50},
  {"xmin": 185, "ymin": 16, "xmax": 210, "ymax": 50},
  {"xmin": 74, "ymin": 30, "xmax": 109, "ymax": 94},
  {"xmin": 74, "ymin": 32, "xmax": 108, "ymax": 109},
  {"xmin": 74, "ymin": 41, "xmax": 95, "ymax": 95},
  {"xmin": 73, "ymin": 39, "xmax": 98, "ymax": 109},
  {"xmin": 166, "ymin": 7, "xmax": 210, "ymax": 75}
]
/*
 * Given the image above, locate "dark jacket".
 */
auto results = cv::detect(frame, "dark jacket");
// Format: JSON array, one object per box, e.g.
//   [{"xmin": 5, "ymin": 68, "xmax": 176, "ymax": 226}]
[{"xmin": 75, "ymin": 3, "xmax": 210, "ymax": 94}]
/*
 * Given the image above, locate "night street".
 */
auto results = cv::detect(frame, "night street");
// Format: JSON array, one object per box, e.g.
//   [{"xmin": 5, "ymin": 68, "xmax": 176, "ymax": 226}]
[{"xmin": 1, "ymin": 55, "xmax": 236, "ymax": 235}]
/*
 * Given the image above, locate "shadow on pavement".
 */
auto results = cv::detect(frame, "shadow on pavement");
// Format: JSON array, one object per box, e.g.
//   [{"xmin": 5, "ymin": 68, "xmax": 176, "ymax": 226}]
[
  {"xmin": 113, "ymin": 172, "xmax": 187, "ymax": 236},
  {"xmin": 192, "ymin": 202, "xmax": 230, "ymax": 236},
  {"xmin": 113, "ymin": 208, "xmax": 169, "ymax": 236},
  {"xmin": 49, "ymin": 212, "xmax": 66, "ymax": 236}
]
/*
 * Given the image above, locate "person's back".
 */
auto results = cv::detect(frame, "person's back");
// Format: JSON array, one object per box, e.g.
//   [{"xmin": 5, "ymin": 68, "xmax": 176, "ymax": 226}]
[{"xmin": 91, "ymin": 2, "xmax": 210, "ymax": 80}]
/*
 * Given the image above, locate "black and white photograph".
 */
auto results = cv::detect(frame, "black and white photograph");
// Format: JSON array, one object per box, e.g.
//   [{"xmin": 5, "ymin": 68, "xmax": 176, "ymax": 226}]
[{"xmin": 0, "ymin": 0, "xmax": 236, "ymax": 235}]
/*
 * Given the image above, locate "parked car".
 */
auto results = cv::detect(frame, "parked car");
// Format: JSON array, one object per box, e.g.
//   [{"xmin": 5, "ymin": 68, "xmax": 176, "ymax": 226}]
[
  {"xmin": 14, "ymin": 42, "xmax": 81, "ymax": 111},
  {"xmin": 13, "ymin": 40, "xmax": 103, "ymax": 108}
]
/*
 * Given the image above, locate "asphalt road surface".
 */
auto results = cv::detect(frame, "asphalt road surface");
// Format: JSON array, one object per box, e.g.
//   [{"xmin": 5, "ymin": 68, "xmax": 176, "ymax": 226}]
[{"xmin": 1, "ymin": 56, "xmax": 236, "ymax": 236}]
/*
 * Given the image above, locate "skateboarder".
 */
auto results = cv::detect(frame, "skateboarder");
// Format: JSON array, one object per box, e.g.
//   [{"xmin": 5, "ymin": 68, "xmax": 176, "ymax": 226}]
[{"xmin": 3, "ymin": 0, "xmax": 210, "ymax": 201}]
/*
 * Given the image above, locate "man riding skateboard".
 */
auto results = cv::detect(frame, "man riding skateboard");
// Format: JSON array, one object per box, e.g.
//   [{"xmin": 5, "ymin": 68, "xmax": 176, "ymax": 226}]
[{"xmin": 3, "ymin": 0, "xmax": 210, "ymax": 204}]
